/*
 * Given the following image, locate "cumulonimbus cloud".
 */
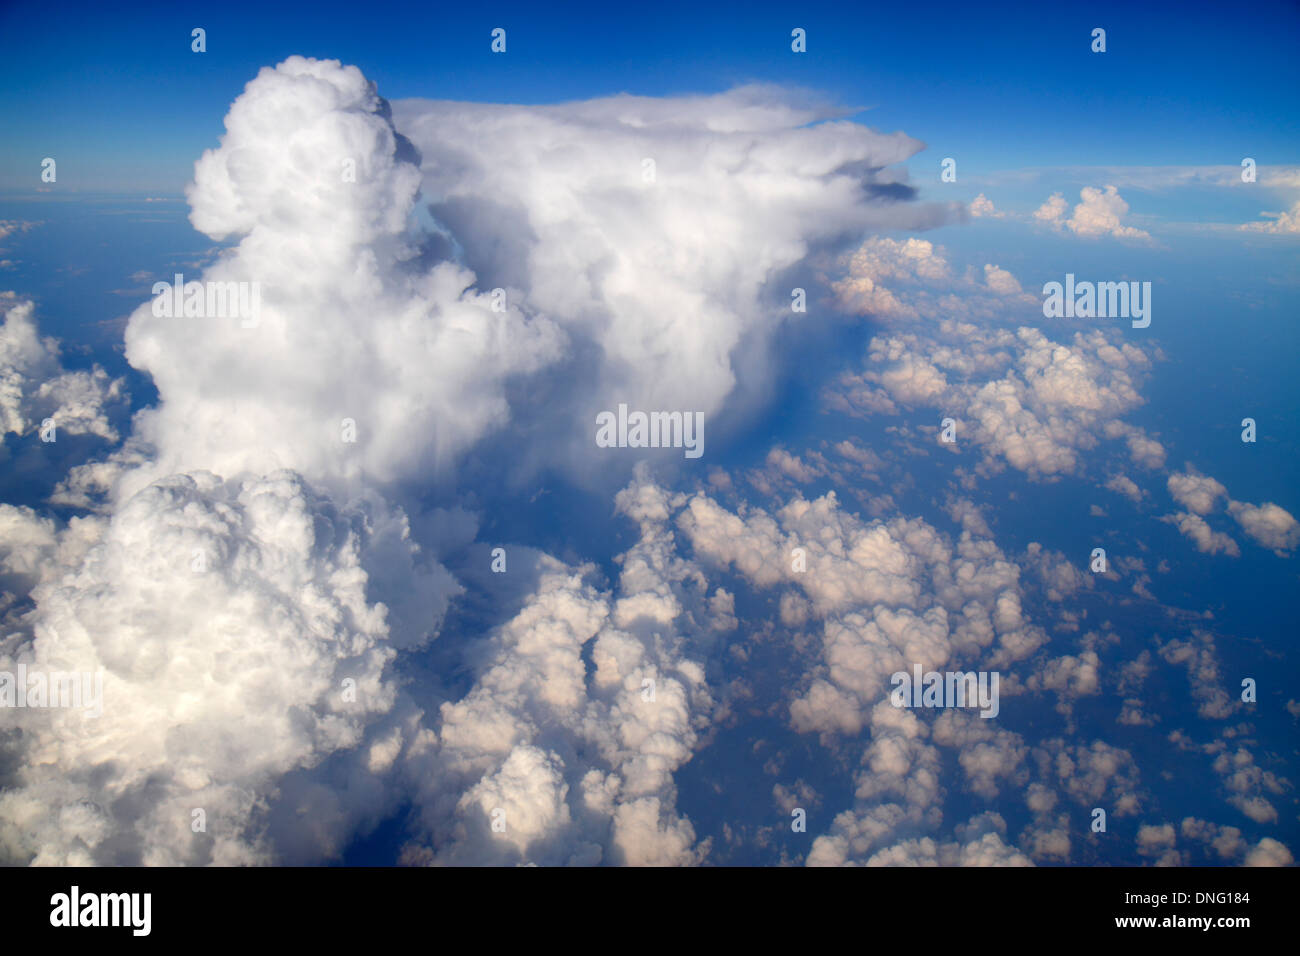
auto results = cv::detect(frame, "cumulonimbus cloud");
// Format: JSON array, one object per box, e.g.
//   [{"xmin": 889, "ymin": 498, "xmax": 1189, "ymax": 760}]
[
  {"xmin": 0, "ymin": 57, "xmax": 960, "ymax": 867},
  {"xmin": 3, "ymin": 54, "xmax": 1292, "ymax": 870},
  {"xmin": 393, "ymin": 86, "xmax": 959, "ymax": 473}
]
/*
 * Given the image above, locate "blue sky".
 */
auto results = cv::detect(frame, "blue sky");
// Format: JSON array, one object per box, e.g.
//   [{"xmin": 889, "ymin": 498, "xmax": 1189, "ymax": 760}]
[
  {"xmin": 3, "ymin": 0, "xmax": 1298, "ymax": 192},
  {"xmin": 0, "ymin": 1, "xmax": 1297, "ymax": 868}
]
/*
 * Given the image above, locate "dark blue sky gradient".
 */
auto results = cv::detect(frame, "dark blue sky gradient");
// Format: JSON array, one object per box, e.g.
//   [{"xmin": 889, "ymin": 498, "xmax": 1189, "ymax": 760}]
[{"xmin": 2, "ymin": 0, "xmax": 1298, "ymax": 191}]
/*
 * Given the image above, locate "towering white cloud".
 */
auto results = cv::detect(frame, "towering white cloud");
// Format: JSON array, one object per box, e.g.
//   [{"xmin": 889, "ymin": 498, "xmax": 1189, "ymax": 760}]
[
  {"xmin": 394, "ymin": 88, "xmax": 955, "ymax": 470},
  {"xmin": 1, "ymin": 57, "xmax": 483, "ymax": 865},
  {"xmin": 0, "ymin": 471, "xmax": 447, "ymax": 864},
  {"xmin": 3, "ymin": 53, "xmax": 1292, "ymax": 872},
  {"xmin": 110, "ymin": 57, "xmax": 565, "ymax": 499},
  {"xmin": 7, "ymin": 55, "xmax": 956, "ymax": 867}
]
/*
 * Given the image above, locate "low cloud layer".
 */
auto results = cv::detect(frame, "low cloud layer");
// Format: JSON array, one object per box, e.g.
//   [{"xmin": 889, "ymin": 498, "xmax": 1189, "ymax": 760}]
[{"xmin": 827, "ymin": 240, "xmax": 1163, "ymax": 479}]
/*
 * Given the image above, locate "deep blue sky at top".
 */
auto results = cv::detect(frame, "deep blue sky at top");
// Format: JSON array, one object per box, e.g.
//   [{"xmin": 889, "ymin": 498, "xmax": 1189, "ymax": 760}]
[{"xmin": 1, "ymin": 0, "xmax": 1297, "ymax": 193}]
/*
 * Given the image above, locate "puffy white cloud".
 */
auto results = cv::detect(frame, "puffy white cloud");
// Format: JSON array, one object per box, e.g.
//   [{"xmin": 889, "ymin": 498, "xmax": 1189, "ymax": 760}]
[
  {"xmin": 1240, "ymin": 198, "xmax": 1300, "ymax": 234},
  {"xmin": 1, "ymin": 295, "xmax": 124, "ymax": 442},
  {"xmin": 1022, "ymin": 543, "xmax": 1091, "ymax": 601},
  {"xmin": 1180, "ymin": 817, "xmax": 1246, "ymax": 861},
  {"xmin": 832, "ymin": 238, "xmax": 1032, "ymax": 322},
  {"xmin": 0, "ymin": 504, "xmax": 105, "ymax": 641},
  {"xmin": 4, "ymin": 53, "xmax": 1292, "ymax": 872},
  {"xmin": 116, "ymin": 57, "xmax": 564, "ymax": 496},
  {"xmin": 1105, "ymin": 474, "xmax": 1144, "ymax": 503},
  {"xmin": 1209, "ymin": 745, "xmax": 1288, "ymax": 825},
  {"xmin": 3, "ymin": 58, "xmax": 534, "ymax": 864},
  {"xmin": 1136, "ymin": 822, "xmax": 1176, "ymax": 851},
  {"xmin": 857, "ymin": 237, "xmax": 953, "ymax": 283},
  {"xmin": 832, "ymin": 320, "xmax": 1161, "ymax": 478},
  {"xmin": 1243, "ymin": 837, "xmax": 1294, "ymax": 866},
  {"xmin": 1226, "ymin": 499, "xmax": 1300, "ymax": 555},
  {"xmin": 33, "ymin": 58, "xmax": 963, "ymax": 867},
  {"xmin": 670, "ymin": 480, "xmax": 1064, "ymax": 862},
  {"xmin": 983, "ymin": 264, "xmax": 1022, "ymax": 296},
  {"xmin": 0, "ymin": 470, "xmax": 448, "ymax": 864},
  {"xmin": 402, "ymin": 472, "xmax": 714, "ymax": 866},
  {"xmin": 1161, "ymin": 511, "xmax": 1240, "ymax": 557},
  {"xmin": 1167, "ymin": 470, "xmax": 1227, "ymax": 514},
  {"xmin": 969, "ymin": 193, "xmax": 1005, "ymax": 219},
  {"xmin": 1117, "ymin": 699, "xmax": 1158, "ymax": 727},
  {"xmin": 812, "ymin": 808, "xmax": 1032, "ymax": 867},
  {"xmin": 678, "ymin": 486, "xmax": 1041, "ymax": 673},
  {"xmin": 1033, "ymin": 193, "xmax": 1067, "ymax": 225},
  {"xmin": 827, "ymin": 240, "xmax": 1166, "ymax": 481},
  {"xmin": 1065, "ymin": 186, "xmax": 1151, "ymax": 241},
  {"xmin": 0, "ymin": 505, "xmax": 56, "ymax": 630},
  {"xmin": 3, "ymin": 465, "xmax": 721, "ymax": 867},
  {"xmin": 1158, "ymin": 468, "xmax": 1297, "ymax": 557},
  {"xmin": 395, "ymin": 87, "xmax": 954, "ymax": 470},
  {"xmin": 867, "ymin": 829, "xmax": 1032, "ymax": 866},
  {"xmin": 932, "ymin": 711, "xmax": 1028, "ymax": 798},
  {"xmin": 18, "ymin": 61, "xmax": 950, "ymax": 864},
  {"xmin": 1035, "ymin": 186, "xmax": 1150, "ymax": 241},
  {"xmin": 763, "ymin": 448, "xmax": 823, "ymax": 485},
  {"xmin": 1022, "ymin": 822, "xmax": 1071, "ymax": 862},
  {"xmin": 1028, "ymin": 650, "xmax": 1101, "ymax": 714},
  {"xmin": 1157, "ymin": 632, "xmax": 1235, "ymax": 720},
  {"xmin": 1103, "ymin": 422, "xmax": 1167, "ymax": 470},
  {"xmin": 1035, "ymin": 739, "xmax": 1141, "ymax": 812},
  {"xmin": 1135, "ymin": 823, "xmax": 1181, "ymax": 865}
]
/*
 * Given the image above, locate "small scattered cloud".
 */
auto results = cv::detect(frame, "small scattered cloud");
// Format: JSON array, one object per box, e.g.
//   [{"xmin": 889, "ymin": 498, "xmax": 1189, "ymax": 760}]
[
  {"xmin": 1240, "ymin": 198, "xmax": 1300, "ymax": 235},
  {"xmin": 970, "ymin": 193, "xmax": 1006, "ymax": 218},
  {"xmin": 1035, "ymin": 186, "xmax": 1150, "ymax": 241}
]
